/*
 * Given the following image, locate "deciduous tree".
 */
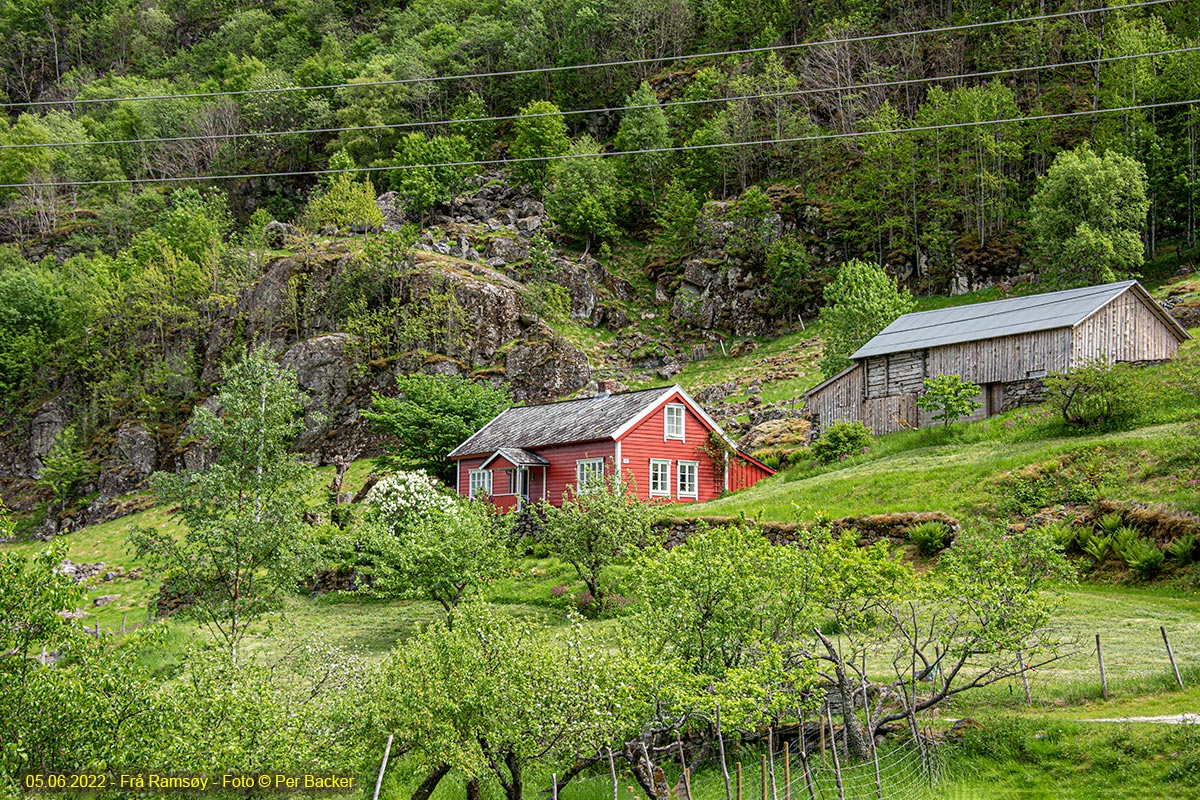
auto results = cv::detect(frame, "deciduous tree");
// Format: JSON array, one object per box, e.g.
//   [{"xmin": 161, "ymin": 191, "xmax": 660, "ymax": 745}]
[
  {"xmin": 817, "ymin": 258, "xmax": 914, "ymax": 378},
  {"xmin": 1029, "ymin": 143, "xmax": 1149, "ymax": 288},
  {"xmin": 362, "ymin": 373, "xmax": 511, "ymax": 480},
  {"xmin": 130, "ymin": 346, "xmax": 317, "ymax": 658}
]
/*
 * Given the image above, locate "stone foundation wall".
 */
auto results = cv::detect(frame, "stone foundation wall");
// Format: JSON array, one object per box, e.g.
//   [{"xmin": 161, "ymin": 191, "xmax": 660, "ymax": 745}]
[{"xmin": 1000, "ymin": 378, "xmax": 1047, "ymax": 412}]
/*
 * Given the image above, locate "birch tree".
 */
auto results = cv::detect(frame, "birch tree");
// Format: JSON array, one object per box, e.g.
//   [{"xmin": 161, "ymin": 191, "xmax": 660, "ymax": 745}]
[{"xmin": 130, "ymin": 345, "xmax": 317, "ymax": 658}]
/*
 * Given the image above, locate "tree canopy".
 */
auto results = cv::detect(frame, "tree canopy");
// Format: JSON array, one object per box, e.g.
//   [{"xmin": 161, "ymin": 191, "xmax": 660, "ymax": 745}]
[{"xmin": 1029, "ymin": 143, "xmax": 1151, "ymax": 288}]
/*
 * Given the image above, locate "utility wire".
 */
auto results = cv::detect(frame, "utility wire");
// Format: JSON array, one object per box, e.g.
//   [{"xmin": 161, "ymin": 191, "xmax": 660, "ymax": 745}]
[
  {"xmin": 1, "ymin": 97, "xmax": 1194, "ymax": 190},
  {"xmin": 0, "ymin": 0, "xmax": 1176, "ymax": 110},
  {"xmin": 2, "ymin": 45, "xmax": 1196, "ymax": 152}
]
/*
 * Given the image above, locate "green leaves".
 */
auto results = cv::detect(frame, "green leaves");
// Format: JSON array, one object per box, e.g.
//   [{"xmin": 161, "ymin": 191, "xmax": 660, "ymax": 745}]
[
  {"xmin": 390, "ymin": 132, "xmax": 478, "ymax": 220},
  {"xmin": 363, "ymin": 373, "xmax": 511, "ymax": 479},
  {"xmin": 545, "ymin": 135, "xmax": 623, "ymax": 249},
  {"xmin": 538, "ymin": 474, "xmax": 655, "ymax": 613},
  {"xmin": 817, "ymin": 258, "xmax": 915, "ymax": 378},
  {"xmin": 1029, "ymin": 143, "xmax": 1150, "ymax": 288},
  {"xmin": 130, "ymin": 345, "xmax": 317, "ymax": 655},
  {"xmin": 917, "ymin": 374, "xmax": 984, "ymax": 427},
  {"xmin": 362, "ymin": 473, "xmax": 514, "ymax": 615},
  {"xmin": 510, "ymin": 100, "xmax": 570, "ymax": 194}
]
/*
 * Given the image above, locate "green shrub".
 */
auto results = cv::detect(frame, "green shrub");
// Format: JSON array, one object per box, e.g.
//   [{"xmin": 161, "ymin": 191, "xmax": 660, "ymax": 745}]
[
  {"xmin": 1166, "ymin": 532, "xmax": 1198, "ymax": 564},
  {"xmin": 1080, "ymin": 530, "xmax": 1111, "ymax": 565},
  {"xmin": 1039, "ymin": 520, "xmax": 1078, "ymax": 551},
  {"xmin": 909, "ymin": 521, "xmax": 952, "ymax": 556},
  {"xmin": 916, "ymin": 374, "xmax": 983, "ymax": 427},
  {"xmin": 1044, "ymin": 358, "xmax": 1134, "ymax": 428},
  {"xmin": 810, "ymin": 421, "xmax": 872, "ymax": 464},
  {"xmin": 1112, "ymin": 525, "xmax": 1143, "ymax": 562},
  {"xmin": 1095, "ymin": 511, "xmax": 1125, "ymax": 536},
  {"xmin": 301, "ymin": 175, "xmax": 385, "ymax": 233},
  {"xmin": 1123, "ymin": 538, "xmax": 1165, "ymax": 580}
]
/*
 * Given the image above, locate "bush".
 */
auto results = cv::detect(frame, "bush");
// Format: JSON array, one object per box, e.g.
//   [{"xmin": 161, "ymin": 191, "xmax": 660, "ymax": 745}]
[
  {"xmin": 1039, "ymin": 520, "xmax": 1078, "ymax": 551},
  {"xmin": 1079, "ymin": 529, "xmax": 1111, "ymax": 565},
  {"xmin": 810, "ymin": 421, "xmax": 873, "ymax": 463},
  {"xmin": 301, "ymin": 175, "xmax": 385, "ymax": 233},
  {"xmin": 1166, "ymin": 532, "xmax": 1197, "ymax": 564},
  {"xmin": 909, "ymin": 521, "xmax": 952, "ymax": 556},
  {"xmin": 1095, "ymin": 511, "xmax": 1125, "ymax": 536},
  {"xmin": 917, "ymin": 374, "xmax": 983, "ymax": 427},
  {"xmin": 1124, "ymin": 538, "xmax": 1165, "ymax": 580},
  {"xmin": 1044, "ymin": 359, "xmax": 1133, "ymax": 428}
]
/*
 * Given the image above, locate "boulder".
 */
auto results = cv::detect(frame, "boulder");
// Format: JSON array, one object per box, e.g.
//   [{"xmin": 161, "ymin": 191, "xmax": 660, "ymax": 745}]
[
  {"xmin": 30, "ymin": 399, "xmax": 68, "ymax": 462},
  {"xmin": 484, "ymin": 236, "xmax": 528, "ymax": 264},
  {"xmin": 97, "ymin": 421, "xmax": 157, "ymax": 500},
  {"xmin": 375, "ymin": 192, "xmax": 410, "ymax": 230},
  {"xmin": 264, "ymin": 220, "xmax": 298, "ymax": 248},
  {"xmin": 505, "ymin": 337, "xmax": 591, "ymax": 402},
  {"xmin": 280, "ymin": 333, "xmax": 356, "ymax": 451}
]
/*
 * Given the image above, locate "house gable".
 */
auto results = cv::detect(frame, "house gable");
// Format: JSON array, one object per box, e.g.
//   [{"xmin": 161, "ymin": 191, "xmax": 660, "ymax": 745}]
[{"xmin": 452, "ymin": 385, "xmax": 773, "ymax": 508}]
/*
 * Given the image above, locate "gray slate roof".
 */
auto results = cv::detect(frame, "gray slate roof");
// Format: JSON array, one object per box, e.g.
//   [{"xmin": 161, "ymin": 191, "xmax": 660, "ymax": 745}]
[
  {"xmin": 449, "ymin": 386, "xmax": 673, "ymax": 458},
  {"xmin": 485, "ymin": 447, "xmax": 549, "ymax": 467},
  {"xmin": 852, "ymin": 280, "xmax": 1154, "ymax": 359}
]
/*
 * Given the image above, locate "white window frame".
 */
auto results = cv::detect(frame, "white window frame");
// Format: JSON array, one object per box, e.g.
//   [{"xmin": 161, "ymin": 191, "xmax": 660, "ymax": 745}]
[
  {"xmin": 677, "ymin": 461, "xmax": 699, "ymax": 499},
  {"xmin": 649, "ymin": 459, "xmax": 671, "ymax": 497},
  {"xmin": 575, "ymin": 458, "xmax": 605, "ymax": 492},
  {"xmin": 664, "ymin": 403, "xmax": 686, "ymax": 441},
  {"xmin": 468, "ymin": 469, "xmax": 492, "ymax": 499}
]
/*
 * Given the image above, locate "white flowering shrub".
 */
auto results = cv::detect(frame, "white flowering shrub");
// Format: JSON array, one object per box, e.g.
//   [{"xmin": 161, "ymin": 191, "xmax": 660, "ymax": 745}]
[
  {"xmin": 366, "ymin": 470, "xmax": 457, "ymax": 535},
  {"xmin": 361, "ymin": 470, "xmax": 514, "ymax": 615}
]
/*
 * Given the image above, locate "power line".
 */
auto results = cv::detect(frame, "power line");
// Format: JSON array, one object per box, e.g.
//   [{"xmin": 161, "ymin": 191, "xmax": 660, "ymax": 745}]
[
  {"xmin": 2, "ymin": 97, "xmax": 1194, "ymax": 190},
  {"xmin": 0, "ymin": 0, "xmax": 1176, "ymax": 110},
  {"xmin": 3, "ymin": 45, "xmax": 1196, "ymax": 152}
]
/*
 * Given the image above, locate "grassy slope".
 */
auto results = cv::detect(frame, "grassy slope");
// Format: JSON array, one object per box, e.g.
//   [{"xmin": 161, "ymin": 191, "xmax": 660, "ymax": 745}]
[{"xmin": 5, "ymin": 280, "xmax": 1200, "ymax": 798}]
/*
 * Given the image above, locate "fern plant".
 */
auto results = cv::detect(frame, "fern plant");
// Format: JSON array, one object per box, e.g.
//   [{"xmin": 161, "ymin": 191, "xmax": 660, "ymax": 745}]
[
  {"xmin": 1112, "ymin": 525, "xmax": 1144, "ymax": 564},
  {"xmin": 909, "ymin": 521, "xmax": 952, "ymax": 556},
  {"xmin": 1080, "ymin": 533, "xmax": 1111, "ymax": 566},
  {"xmin": 1095, "ymin": 511, "xmax": 1125, "ymax": 536},
  {"xmin": 1124, "ymin": 539, "xmax": 1165, "ymax": 580},
  {"xmin": 1166, "ymin": 533, "xmax": 1197, "ymax": 564},
  {"xmin": 1039, "ymin": 520, "xmax": 1077, "ymax": 551}
]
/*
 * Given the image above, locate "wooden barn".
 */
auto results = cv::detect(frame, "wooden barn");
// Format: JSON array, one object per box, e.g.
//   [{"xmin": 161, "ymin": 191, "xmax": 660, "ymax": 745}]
[
  {"xmin": 804, "ymin": 280, "xmax": 1191, "ymax": 435},
  {"xmin": 449, "ymin": 385, "xmax": 774, "ymax": 511}
]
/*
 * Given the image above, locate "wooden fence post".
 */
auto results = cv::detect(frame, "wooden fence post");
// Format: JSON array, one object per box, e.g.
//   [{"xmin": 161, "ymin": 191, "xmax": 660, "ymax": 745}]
[
  {"xmin": 1096, "ymin": 634, "xmax": 1108, "ymax": 699},
  {"xmin": 1162, "ymin": 626, "xmax": 1185, "ymax": 689},
  {"xmin": 717, "ymin": 704, "xmax": 732, "ymax": 800},
  {"xmin": 736, "ymin": 762, "xmax": 743, "ymax": 800},
  {"xmin": 1018, "ymin": 649, "xmax": 1032, "ymax": 705},
  {"xmin": 783, "ymin": 740, "xmax": 791, "ymax": 800},
  {"xmin": 372, "ymin": 735, "xmax": 392, "ymax": 800}
]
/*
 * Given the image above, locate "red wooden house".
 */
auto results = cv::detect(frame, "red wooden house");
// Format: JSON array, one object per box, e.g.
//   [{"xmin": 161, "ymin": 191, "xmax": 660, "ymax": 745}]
[{"xmin": 449, "ymin": 384, "xmax": 774, "ymax": 510}]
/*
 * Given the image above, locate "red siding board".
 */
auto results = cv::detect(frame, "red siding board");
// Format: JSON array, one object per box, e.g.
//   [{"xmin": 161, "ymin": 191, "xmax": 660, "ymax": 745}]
[
  {"xmin": 616, "ymin": 390, "xmax": 772, "ymax": 504},
  {"xmin": 537, "ymin": 441, "xmax": 617, "ymax": 505}
]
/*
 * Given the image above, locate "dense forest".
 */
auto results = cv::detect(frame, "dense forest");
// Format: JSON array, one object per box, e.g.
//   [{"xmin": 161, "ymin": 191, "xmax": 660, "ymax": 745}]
[{"xmin": 0, "ymin": 0, "xmax": 1198, "ymax": 497}]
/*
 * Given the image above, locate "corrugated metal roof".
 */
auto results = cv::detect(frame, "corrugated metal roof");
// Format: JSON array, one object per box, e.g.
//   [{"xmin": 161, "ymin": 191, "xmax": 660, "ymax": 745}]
[
  {"xmin": 449, "ymin": 386, "xmax": 673, "ymax": 458},
  {"xmin": 851, "ymin": 280, "xmax": 1141, "ymax": 359}
]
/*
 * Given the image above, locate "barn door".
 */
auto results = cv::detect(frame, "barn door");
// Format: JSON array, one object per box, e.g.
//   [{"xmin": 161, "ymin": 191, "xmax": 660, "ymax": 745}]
[{"xmin": 985, "ymin": 383, "xmax": 1004, "ymax": 417}]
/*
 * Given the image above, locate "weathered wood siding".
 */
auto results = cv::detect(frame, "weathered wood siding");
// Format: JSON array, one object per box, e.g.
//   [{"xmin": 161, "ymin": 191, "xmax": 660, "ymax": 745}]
[
  {"xmin": 805, "ymin": 364, "xmax": 863, "ymax": 432},
  {"xmin": 864, "ymin": 351, "xmax": 926, "ymax": 398},
  {"xmin": 1071, "ymin": 290, "xmax": 1181, "ymax": 365},
  {"xmin": 863, "ymin": 393, "xmax": 918, "ymax": 434},
  {"xmin": 927, "ymin": 327, "xmax": 1073, "ymax": 384}
]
